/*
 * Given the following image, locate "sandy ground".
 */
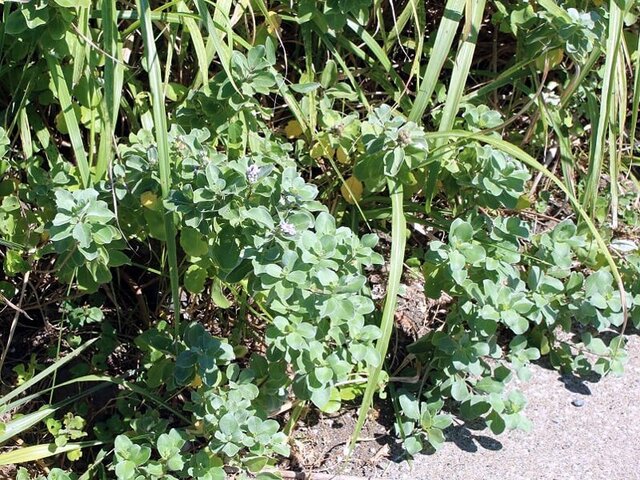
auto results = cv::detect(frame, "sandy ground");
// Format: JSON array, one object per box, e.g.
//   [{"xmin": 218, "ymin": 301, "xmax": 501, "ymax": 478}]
[{"xmin": 369, "ymin": 334, "xmax": 640, "ymax": 480}]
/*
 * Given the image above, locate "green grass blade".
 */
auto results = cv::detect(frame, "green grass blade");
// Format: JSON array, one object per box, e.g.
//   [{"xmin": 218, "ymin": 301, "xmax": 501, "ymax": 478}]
[
  {"xmin": 331, "ymin": 35, "xmax": 403, "ymax": 104},
  {"xmin": 194, "ymin": 0, "xmax": 239, "ymax": 94},
  {"xmin": 611, "ymin": 49, "xmax": 628, "ymax": 229},
  {"xmin": 277, "ymin": 82, "xmax": 311, "ymax": 138},
  {"xmin": 0, "ymin": 237, "xmax": 25, "ymax": 250},
  {"xmin": 44, "ymin": 53, "xmax": 91, "ymax": 188},
  {"xmin": 301, "ymin": 23, "xmax": 317, "ymax": 134},
  {"xmin": 384, "ymin": 0, "xmax": 418, "ymax": 51},
  {"xmin": 629, "ymin": 31, "xmax": 640, "ymax": 161},
  {"xmin": 0, "ymin": 339, "xmax": 96, "ymax": 409},
  {"xmin": 349, "ymin": 178, "xmax": 405, "ymax": 453},
  {"xmin": 461, "ymin": 56, "xmax": 533, "ymax": 103},
  {"xmin": 437, "ymin": 0, "xmax": 486, "ymax": 131},
  {"xmin": 582, "ymin": 0, "xmax": 626, "ymax": 214},
  {"xmin": 178, "ymin": 0, "xmax": 211, "ymax": 94},
  {"xmin": 1, "ymin": 377, "xmax": 103, "ymax": 414},
  {"xmin": 96, "ymin": 0, "xmax": 124, "ymax": 182},
  {"xmin": 345, "ymin": 18, "xmax": 407, "ymax": 97},
  {"xmin": 0, "ymin": 384, "xmax": 106, "ymax": 445},
  {"xmin": 0, "ymin": 441, "xmax": 103, "ymax": 465},
  {"xmin": 545, "ymin": 106, "xmax": 576, "ymax": 197},
  {"xmin": 408, "ymin": 0, "xmax": 466, "ymax": 122},
  {"xmin": 162, "ymin": 17, "xmax": 175, "ymax": 95},
  {"xmin": 252, "ymin": 0, "xmax": 312, "ymax": 135},
  {"xmin": 119, "ymin": 0, "xmax": 184, "ymax": 37},
  {"xmin": 72, "ymin": 7, "xmax": 89, "ymax": 87},
  {"xmin": 407, "ymin": 0, "xmax": 426, "ymax": 91},
  {"xmin": 560, "ymin": 46, "xmax": 602, "ymax": 110},
  {"xmin": 29, "ymin": 113, "xmax": 63, "ymax": 169},
  {"xmin": 18, "ymin": 108, "xmax": 32, "ymax": 159},
  {"xmin": 609, "ymin": 128, "xmax": 620, "ymax": 229},
  {"xmin": 77, "ymin": 448, "xmax": 107, "ymax": 480},
  {"xmin": 136, "ymin": 0, "xmax": 181, "ymax": 332},
  {"xmin": 424, "ymin": 0, "xmax": 486, "ymax": 211},
  {"xmin": 0, "ymin": 407, "xmax": 57, "ymax": 445},
  {"xmin": 70, "ymin": 374, "xmax": 191, "ymax": 422},
  {"xmin": 2, "ymin": 373, "xmax": 189, "ymax": 425}
]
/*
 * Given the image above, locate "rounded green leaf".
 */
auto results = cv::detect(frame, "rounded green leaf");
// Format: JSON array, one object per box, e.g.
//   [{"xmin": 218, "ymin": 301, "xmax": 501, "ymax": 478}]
[
  {"xmin": 180, "ymin": 227, "xmax": 209, "ymax": 257},
  {"xmin": 184, "ymin": 264, "xmax": 207, "ymax": 294}
]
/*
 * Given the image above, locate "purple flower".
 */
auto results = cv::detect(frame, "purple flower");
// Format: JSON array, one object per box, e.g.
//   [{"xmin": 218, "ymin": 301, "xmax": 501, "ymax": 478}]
[
  {"xmin": 279, "ymin": 221, "xmax": 297, "ymax": 236},
  {"xmin": 246, "ymin": 164, "xmax": 260, "ymax": 183}
]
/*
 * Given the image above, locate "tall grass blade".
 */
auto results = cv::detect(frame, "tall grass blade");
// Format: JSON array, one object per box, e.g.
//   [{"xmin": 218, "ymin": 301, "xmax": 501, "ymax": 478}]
[
  {"xmin": 544, "ymin": 106, "xmax": 576, "ymax": 197},
  {"xmin": 31, "ymin": 113, "xmax": 63, "ymax": 169},
  {"xmin": 136, "ymin": 0, "xmax": 181, "ymax": 332},
  {"xmin": 18, "ymin": 108, "xmax": 32, "ymax": 159},
  {"xmin": 581, "ymin": 0, "xmax": 626, "ymax": 214},
  {"xmin": 437, "ymin": 0, "xmax": 486, "ymax": 131},
  {"xmin": 44, "ymin": 53, "xmax": 91, "ymax": 189},
  {"xmin": 118, "ymin": 0, "xmax": 186, "ymax": 37},
  {"xmin": 345, "ymin": 18, "xmax": 407, "ymax": 96},
  {"xmin": 194, "ymin": 0, "xmax": 239, "ymax": 94},
  {"xmin": 406, "ymin": 1, "xmax": 426, "ymax": 90},
  {"xmin": 610, "ymin": 50, "xmax": 628, "ymax": 229},
  {"xmin": 349, "ymin": 178, "xmax": 405, "ymax": 453},
  {"xmin": 609, "ymin": 128, "xmax": 620, "ymax": 229},
  {"xmin": 462, "ymin": 57, "xmax": 537, "ymax": 103},
  {"xmin": 312, "ymin": 28, "xmax": 370, "ymax": 108},
  {"xmin": 178, "ymin": 0, "xmax": 211, "ymax": 94},
  {"xmin": 0, "ymin": 237, "xmax": 25, "ymax": 250},
  {"xmin": 96, "ymin": 0, "xmax": 124, "ymax": 182},
  {"xmin": 630, "ymin": 31, "xmax": 640, "ymax": 152},
  {"xmin": 301, "ymin": 24, "xmax": 317, "ymax": 134},
  {"xmin": 72, "ymin": 7, "xmax": 89, "ymax": 87},
  {"xmin": 278, "ymin": 83, "xmax": 311, "ymax": 138},
  {"xmin": 384, "ymin": 0, "xmax": 418, "ymax": 51},
  {"xmin": 332, "ymin": 35, "xmax": 403, "ymax": 104},
  {"xmin": 560, "ymin": 46, "xmax": 602, "ymax": 110},
  {"xmin": 408, "ymin": 0, "xmax": 466, "ymax": 122},
  {"xmin": 0, "ymin": 406, "xmax": 57, "ymax": 445},
  {"xmin": 424, "ymin": 0, "xmax": 486, "ymax": 211},
  {"xmin": 77, "ymin": 448, "xmax": 107, "ymax": 480},
  {"xmin": 68, "ymin": 374, "xmax": 191, "ymax": 422},
  {"xmin": 2, "ymin": 374, "xmax": 189, "ymax": 425}
]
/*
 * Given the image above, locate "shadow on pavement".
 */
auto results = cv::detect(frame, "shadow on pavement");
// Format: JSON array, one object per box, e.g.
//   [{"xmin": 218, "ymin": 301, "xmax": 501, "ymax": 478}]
[{"xmin": 443, "ymin": 423, "xmax": 503, "ymax": 453}]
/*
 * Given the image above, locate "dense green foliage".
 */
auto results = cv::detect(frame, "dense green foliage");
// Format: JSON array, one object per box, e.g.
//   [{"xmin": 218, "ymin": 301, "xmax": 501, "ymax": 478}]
[{"xmin": 1, "ymin": 0, "xmax": 639, "ymax": 478}]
